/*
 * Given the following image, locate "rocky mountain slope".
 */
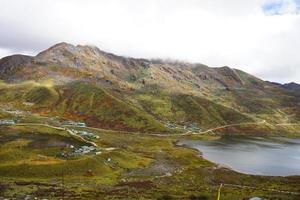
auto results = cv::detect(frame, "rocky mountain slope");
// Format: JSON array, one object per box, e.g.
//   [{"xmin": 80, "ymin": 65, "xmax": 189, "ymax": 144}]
[{"xmin": 0, "ymin": 42, "xmax": 299, "ymax": 134}]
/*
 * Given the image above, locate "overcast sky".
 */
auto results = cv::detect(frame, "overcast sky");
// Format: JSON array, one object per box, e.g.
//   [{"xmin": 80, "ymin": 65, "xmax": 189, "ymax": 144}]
[{"xmin": 1, "ymin": 0, "xmax": 300, "ymax": 83}]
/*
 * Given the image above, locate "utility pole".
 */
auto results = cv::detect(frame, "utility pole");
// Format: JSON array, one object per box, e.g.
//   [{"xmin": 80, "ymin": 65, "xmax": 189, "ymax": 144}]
[
  {"xmin": 217, "ymin": 183, "xmax": 223, "ymax": 200},
  {"xmin": 61, "ymin": 170, "xmax": 65, "ymax": 200}
]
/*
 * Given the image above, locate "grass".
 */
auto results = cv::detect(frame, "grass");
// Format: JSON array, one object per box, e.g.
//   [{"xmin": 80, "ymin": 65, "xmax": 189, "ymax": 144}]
[
  {"xmin": 135, "ymin": 91, "xmax": 254, "ymax": 131},
  {"xmin": 53, "ymin": 82, "xmax": 170, "ymax": 133},
  {"xmin": 0, "ymin": 80, "xmax": 170, "ymax": 133},
  {"xmin": 0, "ymin": 79, "xmax": 299, "ymax": 135},
  {"xmin": 1, "ymin": 123, "xmax": 300, "ymax": 199},
  {"xmin": 0, "ymin": 79, "xmax": 300, "ymax": 199}
]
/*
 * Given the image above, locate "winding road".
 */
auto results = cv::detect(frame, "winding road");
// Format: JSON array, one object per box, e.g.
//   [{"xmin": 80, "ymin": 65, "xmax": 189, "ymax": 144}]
[
  {"xmin": 8, "ymin": 119, "xmax": 300, "ymax": 139},
  {"xmin": 193, "ymin": 120, "xmax": 267, "ymax": 135},
  {"xmin": 150, "ymin": 120, "xmax": 268, "ymax": 137}
]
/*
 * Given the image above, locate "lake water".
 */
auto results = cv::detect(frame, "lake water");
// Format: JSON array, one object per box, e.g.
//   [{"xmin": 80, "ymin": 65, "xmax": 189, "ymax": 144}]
[{"xmin": 179, "ymin": 136, "xmax": 300, "ymax": 176}]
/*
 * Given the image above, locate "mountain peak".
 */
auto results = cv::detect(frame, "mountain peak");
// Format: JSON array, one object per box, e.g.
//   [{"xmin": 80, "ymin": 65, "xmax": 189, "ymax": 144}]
[
  {"xmin": 36, "ymin": 42, "xmax": 76, "ymax": 56},
  {"xmin": 35, "ymin": 42, "xmax": 85, "ymax": 67},
  {"xmin": 49, "ymin": 42, "xmax": 75, "ymax": 49}
]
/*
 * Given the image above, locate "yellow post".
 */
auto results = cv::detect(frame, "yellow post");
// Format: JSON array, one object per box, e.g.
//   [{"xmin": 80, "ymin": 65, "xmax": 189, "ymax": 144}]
[{"xmin": 217, "ymin": 183, "xmax": 223, "ymax": 200}]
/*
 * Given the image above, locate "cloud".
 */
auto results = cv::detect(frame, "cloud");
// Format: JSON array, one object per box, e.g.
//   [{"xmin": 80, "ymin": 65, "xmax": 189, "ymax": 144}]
[{"xmin": 0, "ymin": 0, "xmax": 300, "ymax": 83}]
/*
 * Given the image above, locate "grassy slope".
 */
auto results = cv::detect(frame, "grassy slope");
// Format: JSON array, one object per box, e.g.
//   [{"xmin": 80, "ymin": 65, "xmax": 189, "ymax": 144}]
[
  {"xmin": 0, "ymin": 124, "xmax": 154, "ymax": 197},
  {"xmin": 0, "ymin": 80, "xmax": 259, "ymax": 133},
  {"xmin": 54, "ymin": 82, "xmax": 169, "ymax": 133},
  {"xmin": 0, "ymin": 81, "xmax": 169, "ymax": 133},
  {"xmin": 1, "ymin": 124, "xmax": 299, "ymax": 199},
  {"xmin": 135, "ymin": 91, "xmax": 253, "ymax": 130},
  {"xmin": 0, "ymin": 80, "xmax": 59, "ymax": 108}
]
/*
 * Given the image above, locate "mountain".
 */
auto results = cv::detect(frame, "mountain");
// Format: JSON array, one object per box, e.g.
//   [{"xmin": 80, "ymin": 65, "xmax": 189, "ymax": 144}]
[
  {"xmin": 0, "ymin": 42, "xmax": 299, "ymax": 134},
  {"xmin": 267, "ymin": 81, "xmax": 300, "ymax": 90},
  {"xmin": 282, "ymin": 82, "xmax": 300, "ymax": 90}
]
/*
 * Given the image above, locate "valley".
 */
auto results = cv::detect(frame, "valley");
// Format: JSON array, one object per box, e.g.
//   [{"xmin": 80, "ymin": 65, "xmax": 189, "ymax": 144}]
[{"xmin": 1, "ymin": 111, "xmax": 300, "ymax": 199}]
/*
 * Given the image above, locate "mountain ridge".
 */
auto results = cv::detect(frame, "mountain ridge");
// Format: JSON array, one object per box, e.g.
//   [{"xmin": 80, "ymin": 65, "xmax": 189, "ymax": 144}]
[
  {"xmin": 0, "ymin": 42, "xmax": 299, "ymax": 134},
  {"xmin": 1, "ymin": 42, "xmax": 299, "ymax": 86}
]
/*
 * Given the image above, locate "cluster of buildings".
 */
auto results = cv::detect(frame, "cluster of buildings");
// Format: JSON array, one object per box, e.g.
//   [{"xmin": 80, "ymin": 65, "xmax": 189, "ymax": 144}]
[
  {"xmin": 183, "ymin": 123, "xmax": 201, "ymax": 132},
  {"xmin": 74, "ymin": 145, "xmax": 97, "ymax": 154},
  {"xmin": 60, "ymin": 145, "xmax": 101, "ymax": 158},
  {"xmin": 63, "ymin": 120, "xmax": 86, "ymax": 127},
  {"xmin": 70, "ymin": 129, "xmax": 100, "ymax": 139},
  {"xmin": 164, "ymin": 121, "xmax": 201, "ymax": 132},
  {"xmin": 165, "ymin": 121, "xmax": 179, "ymax": 129},
  {"xmin": 0, "ymin": 119, "xmax": 15, "ymax": 125}
]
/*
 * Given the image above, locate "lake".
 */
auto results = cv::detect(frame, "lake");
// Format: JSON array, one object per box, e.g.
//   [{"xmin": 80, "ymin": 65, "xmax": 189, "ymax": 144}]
[{"xmin": 179, "ymin": 136, "xmax": 300, "ymax": 176}]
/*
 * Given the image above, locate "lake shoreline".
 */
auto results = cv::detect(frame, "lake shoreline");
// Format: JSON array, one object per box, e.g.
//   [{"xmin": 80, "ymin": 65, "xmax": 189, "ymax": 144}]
[{"xmin": 177, "ymin": 136, "xmax": 300, "ymax": 177}]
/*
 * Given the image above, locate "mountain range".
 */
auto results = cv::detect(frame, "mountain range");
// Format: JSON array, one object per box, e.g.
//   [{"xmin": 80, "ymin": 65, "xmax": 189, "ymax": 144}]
[{"xmin": 0, "ymin": 42, "xmax": 299, "ymax": 134}]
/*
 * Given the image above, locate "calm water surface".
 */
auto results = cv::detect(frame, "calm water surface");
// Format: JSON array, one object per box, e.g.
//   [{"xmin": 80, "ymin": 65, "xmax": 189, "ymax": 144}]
[{"xmin": 179, "ymin": 136, "xmax": 300, "ymax": 176}]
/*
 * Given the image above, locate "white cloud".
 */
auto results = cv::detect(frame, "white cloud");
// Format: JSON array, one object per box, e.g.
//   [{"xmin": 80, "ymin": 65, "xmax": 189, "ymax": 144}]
[{"xmin": 0, "ymin": 0, "xmax": 300, "ymax": 83}]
